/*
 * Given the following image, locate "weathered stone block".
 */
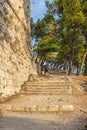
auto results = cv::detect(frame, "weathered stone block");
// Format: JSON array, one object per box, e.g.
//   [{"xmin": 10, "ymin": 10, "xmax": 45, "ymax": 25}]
[
  {"xmin": 60, "ymin": 105, "xmax": 74, "ymax": 112},
  {"xmin": 24, "ymin": 106, "xmax": 31, "ymax": 112},
  {"xmin": 12, "ymin": 105, "xmax": 24, "ymax": 112},
  {"xmin": 37, "ymin": 106, "xmax": 48, "ymax": 112},
  {"xmin": 48, "ymin": 105, "xmax": 59, "ymax": 112},
  {"xmin": 30, "ymin": 106, "xmax": 37, "ymax": 112}
]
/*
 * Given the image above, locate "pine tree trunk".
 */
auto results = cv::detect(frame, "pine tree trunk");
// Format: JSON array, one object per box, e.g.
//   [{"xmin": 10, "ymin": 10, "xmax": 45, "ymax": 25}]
[
  {"xmin": 77, "ymin": 65, "xmax": 79, "ymax": 75},
  {"xmin": 68, "ymin": 60, "xmax": 73, "ymax": 75},
  {"xmin": 84, "ymin": 41, "xmax": 87, "ymax": 75},
  {"xmin": 68, "ymin": 45, "xmax": 74, "ymax": 75},
  {"xmin": 84, "ymin": 54, "xmax": 87, "ymax": 75},
  {"xmin": 79, "ymin": 52, "xmax": 87, "ymax": 75}
]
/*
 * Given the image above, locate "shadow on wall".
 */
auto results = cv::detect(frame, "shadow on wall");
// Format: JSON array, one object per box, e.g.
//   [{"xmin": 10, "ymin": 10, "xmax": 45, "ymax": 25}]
[
  {"xmin": 0, "ymin": 3, "xmax": 11, "ymax": 48},
  {"xmin": 0, "ymin": 115, "xmax": 87, "ymax": 130},
  {"xmin": 0, "ymin": 0, "xmax": 21, "ymax": 52},
  {"xmin": 0, "ymin": 0, "xmax": 31, "ymax": 52},
  {"xmin": 23, "ymin": 0, "xmax": 33, "ymax": 59}
]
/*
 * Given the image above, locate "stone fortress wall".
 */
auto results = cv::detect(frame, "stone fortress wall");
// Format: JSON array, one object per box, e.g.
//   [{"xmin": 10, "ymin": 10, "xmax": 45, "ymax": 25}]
[{"xmin": 0, "ymin": 0, "xmax": 37, "ymax": 99}]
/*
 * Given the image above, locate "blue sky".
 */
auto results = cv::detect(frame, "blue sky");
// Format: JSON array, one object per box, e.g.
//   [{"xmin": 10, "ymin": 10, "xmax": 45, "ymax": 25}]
[{"xmin": 30, "ymin": 0, "xmax": 53, "ymax": 23}]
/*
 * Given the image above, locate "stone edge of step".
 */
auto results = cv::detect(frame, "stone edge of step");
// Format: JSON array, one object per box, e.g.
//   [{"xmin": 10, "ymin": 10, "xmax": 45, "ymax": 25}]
[{"xmin": 0, "ymin": 104, "xmax": 74, "ymax": 113}]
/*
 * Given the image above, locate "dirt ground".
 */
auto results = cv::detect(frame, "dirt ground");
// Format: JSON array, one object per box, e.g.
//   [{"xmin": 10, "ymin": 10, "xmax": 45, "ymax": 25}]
[
  {"xmin": 0, "ymin": 74, "xmax": 87, "ymax": 130},
  {"xmin": 0, "ymin": 111, "xmax": 87, "ymax": 130}
]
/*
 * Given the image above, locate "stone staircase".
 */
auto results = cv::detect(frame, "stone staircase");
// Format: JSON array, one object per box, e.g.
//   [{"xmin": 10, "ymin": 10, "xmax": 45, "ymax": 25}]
[
  {"xmin": 0, "ymin": 75, "xmax": 74, "ymax": 113},
  {"xmin": 23, "ymin": 81, "xmax": 72, "ymax": 95}
]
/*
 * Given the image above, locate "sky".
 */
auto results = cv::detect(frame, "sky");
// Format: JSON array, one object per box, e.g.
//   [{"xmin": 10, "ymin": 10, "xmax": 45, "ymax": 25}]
[{"xmin": 30, "ymin": 0, "xmax": 53, "ymax": 23}]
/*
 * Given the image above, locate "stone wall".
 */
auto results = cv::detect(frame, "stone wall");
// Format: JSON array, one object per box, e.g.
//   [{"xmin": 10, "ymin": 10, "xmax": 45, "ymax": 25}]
[{"xmin": 0, "ymin": 0, "xmax": 37, "ymax": 99}]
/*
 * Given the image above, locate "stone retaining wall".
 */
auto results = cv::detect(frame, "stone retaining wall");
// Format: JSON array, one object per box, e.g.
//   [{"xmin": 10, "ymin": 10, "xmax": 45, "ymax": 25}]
[{"xmin": 0, "ymin": 0, "xmax": 37, "ymax": 99}]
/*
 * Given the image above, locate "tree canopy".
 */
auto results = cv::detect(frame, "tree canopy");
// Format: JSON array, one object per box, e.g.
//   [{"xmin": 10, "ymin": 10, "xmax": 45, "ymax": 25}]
[{"xmin": 31, "ymin": 0, "xmax": 87, "ymax": 75}]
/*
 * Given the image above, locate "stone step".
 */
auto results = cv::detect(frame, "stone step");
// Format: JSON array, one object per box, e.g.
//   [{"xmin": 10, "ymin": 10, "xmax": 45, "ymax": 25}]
[
  {"xmin": 25, "ymin": 88, "xmax": 70, "ymax": 91},
  {"xmin": 0, "ymin": 95, "xmax": 74, "ymax": 113},
  {"xmin": 0, "ymin": 104, "xmax": 73, "ymax": 113},
  {"xmin": 23, "ymin": 85, "xmax": 72, "ymax": 95},
  {"xmin": 23, "ymin": 90, "xmax": 72, "ymax": 95},
  {"xmin": 26, "ymin": 82, "xmax": 70, "ymax": 85},
  {"xmin": 25, "ymin": 85, "xmax": 70, "ymax": 88},
  {"xmin": 23, "ymin": 83, "xmax": 72, "ymax": 95},
  {"xmin": 25, "ymin": 87, "xmax": 71, "ymax": 90},
  {"xmin": 23, "ymin": 93, "xmax": 70, "ymax": 95}
]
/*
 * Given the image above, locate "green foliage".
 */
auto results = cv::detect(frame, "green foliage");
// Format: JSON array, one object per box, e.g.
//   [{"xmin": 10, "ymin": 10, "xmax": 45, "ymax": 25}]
[
  {"xmin": 53, "ymin": 0, "xmax": 85, "ymax": 71},
  {"xmin": 63, "ymin": 0, "xmax": 84, "ymax": 27},
  {"xmin": 31, "ymin": 0, "xmax": 87, "ymax": 74},
  {"xmin": 33, "ymin": 36, "xmax": 60, "ymax": 60},
  {"xmin": 81, "ymin": 0, "xmax": 87, "ymax": 41}
]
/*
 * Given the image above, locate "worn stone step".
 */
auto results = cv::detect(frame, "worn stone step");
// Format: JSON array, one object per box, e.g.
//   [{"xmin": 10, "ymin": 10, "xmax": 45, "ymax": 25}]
[
  {"xmin": 24, "ymin": 88, "xmax": 70, "ymax": 91},
  {"xmin": 25, "ymin": 85, "xmax": 70, "ymax": 88},
  {"xmin": 23, "ymin": 86, "xmax": 72, "ymax": 94},
  {"xmin": 24, "ymin": 85, "xmax": 71, "ymax": 89},
  {"xmin": 25, "ymin": 86, "xmax": 70, "ymax": 89},
  {"xmin": 0, "ymin": 104, "xmax": 73, "ymax": 113},
  {"xmin": 24, "ymin": 89, "xmax": 68, "ymax": 92},
  {"xmin": 0, "ymin": 95, "xmax": 73, "ymax": 113},
  {"xmin": 26, "ymin": 80, "xmax": 70, "ymax": 83},
  {"xmin": 23, "ymin": 91, "xmax": 72, "ymax": 95},
  {"xmin": 23, "ymin": 93, "xmax": 69, "ymax": 95},
  {"xmin": 23, "ymin": 84, "xmax": 72, "ymax": 94},
  {"xmin": 24, "ymin": 89, "xmax": 70, "ymax": 92},
  {"xmin": 26, "ymin": 82, "xmax": 71, "ymax": 86}
]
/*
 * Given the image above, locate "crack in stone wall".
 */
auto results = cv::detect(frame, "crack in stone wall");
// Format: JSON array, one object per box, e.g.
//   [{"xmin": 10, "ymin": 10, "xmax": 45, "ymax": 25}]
[{"xmin": 0, "ymin": 0, "xmax": 37, "ymax": 99}]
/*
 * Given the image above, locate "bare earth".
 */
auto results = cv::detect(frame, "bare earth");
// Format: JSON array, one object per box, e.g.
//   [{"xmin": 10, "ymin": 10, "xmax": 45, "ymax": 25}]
[
  {"xmin": 0, "ymin": 74, "xmax": 87, "ymax": 130},
  {"xmin": 0, "ymin": 112, "xmax": 86, "ymax": 130}
]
